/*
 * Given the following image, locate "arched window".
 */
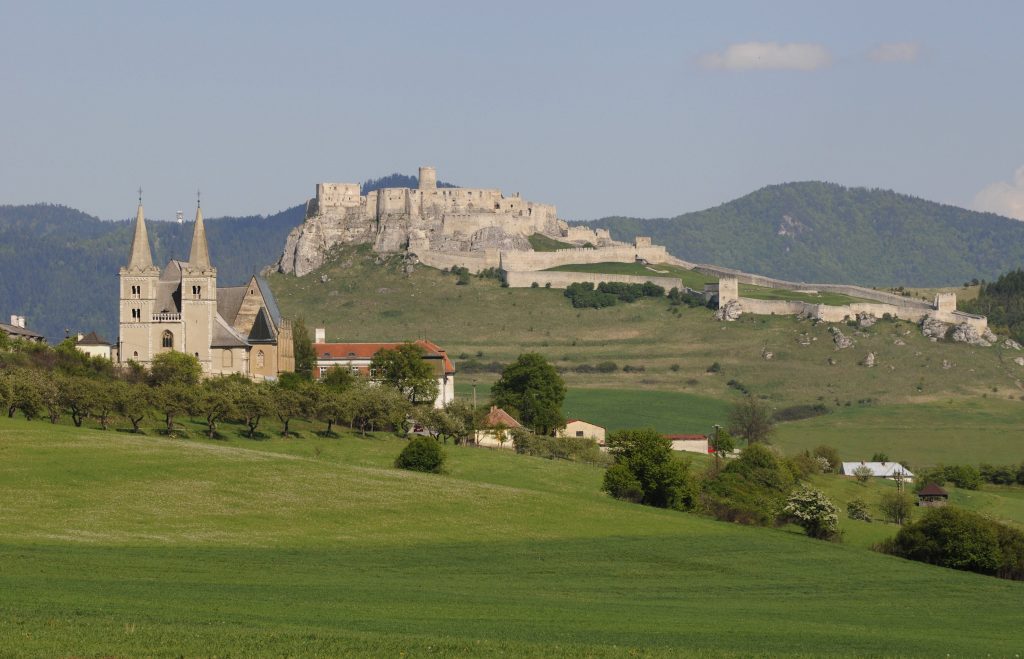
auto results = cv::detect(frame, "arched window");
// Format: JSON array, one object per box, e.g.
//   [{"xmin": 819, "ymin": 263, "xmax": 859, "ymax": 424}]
[
  {"xmin": 133, "ymin": 351, "xmax": 139, "ymax": 359},
  {"xmin": 162, "ymin": 330, "xmax": 173, "ymax": 349},
  {"xmin": 256, "ymin": 350, "xmax": 265, "ymax": 368}
]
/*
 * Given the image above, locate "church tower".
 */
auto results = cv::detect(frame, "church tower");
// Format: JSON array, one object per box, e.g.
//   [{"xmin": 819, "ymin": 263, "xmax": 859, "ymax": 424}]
[
  {"xmin": 118, "ymin": 195, "xmax": 161, "ymax": 363},
  {"xmin": 180, "ymin": 199, "xmax": 217, "ymax": 371}
]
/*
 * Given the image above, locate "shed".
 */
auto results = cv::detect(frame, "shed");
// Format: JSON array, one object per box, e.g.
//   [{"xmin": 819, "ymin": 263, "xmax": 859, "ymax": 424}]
[{"xmin": 917, "ymin": 482, "xmax": 949, "ymax": 508}]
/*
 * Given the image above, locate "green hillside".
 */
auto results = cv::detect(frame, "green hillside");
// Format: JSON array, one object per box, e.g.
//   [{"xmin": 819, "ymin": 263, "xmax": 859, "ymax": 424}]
[
  {"xmin": 584, "ymin": 182, "xmax": 1024, "ymax": 287},
  {"xmin": 1, "ymin": 415, "xmax": 1023, "ymax": 656}
]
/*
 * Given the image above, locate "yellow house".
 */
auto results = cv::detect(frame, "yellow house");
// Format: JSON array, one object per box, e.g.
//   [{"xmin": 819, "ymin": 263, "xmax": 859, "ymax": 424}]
[
  {"xmin": 475, "ymin": 405, "xmax": 522, "ymax": 449},
  {"xmin": 558, "ymin": 419, "xmax": 607, "ymax": 445}
]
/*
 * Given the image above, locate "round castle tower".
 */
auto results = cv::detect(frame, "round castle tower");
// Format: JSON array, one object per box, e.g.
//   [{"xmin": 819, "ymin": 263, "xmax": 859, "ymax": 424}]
[{"xmin": 418, "ymin": 166, "xmax": 437, "ymax": 191}]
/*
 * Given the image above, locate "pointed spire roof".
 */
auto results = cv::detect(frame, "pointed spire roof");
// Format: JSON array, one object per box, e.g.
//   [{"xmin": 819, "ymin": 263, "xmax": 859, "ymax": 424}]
[
  {"xmin": 127, "ymin": 200, "xmax": 155, "ymax": 270},
  {"xmin": 187, "ymin": 201, "xmax": 211, "ymax": 269}
]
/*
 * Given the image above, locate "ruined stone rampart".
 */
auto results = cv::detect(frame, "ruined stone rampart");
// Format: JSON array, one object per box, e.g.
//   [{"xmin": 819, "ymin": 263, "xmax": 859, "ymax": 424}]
[
  {"xmin": 500, "ymin": 243, "xmax": 668, "ymax": 271},
  {"xmin": 414, "ymin": 249, "xmax": 500, "ymax": 273},
  {"xmin": 505, "ymin": 270, "xmax": 681, "ymax": 293},
  {"xmin": 733, "ymin": 297, "xmax": 988, "ymax": 331}
]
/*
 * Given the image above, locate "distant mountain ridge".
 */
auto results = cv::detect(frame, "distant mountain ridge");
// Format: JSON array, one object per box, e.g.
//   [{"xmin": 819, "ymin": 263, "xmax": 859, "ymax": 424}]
[{"xmin": 583, "ymin": 182, "xmax": 1024, "ymax": 287}]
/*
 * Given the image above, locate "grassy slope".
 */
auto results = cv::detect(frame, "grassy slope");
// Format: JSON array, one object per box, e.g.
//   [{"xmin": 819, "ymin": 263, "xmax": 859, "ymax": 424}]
[
  {"xmin": 544, "ymin": 261, "xmax": 712, "ymax": 289},
  {"xmin": 1, "ymin": 415, "xmax": 1023, "ymax": 656},
  {"xmin": 739, "ymin": 283, "xmax": 870, "ymax": 306},
  {"xmin": 269, "ymin": 246, "xmax": 1024, "ymax": 464}
]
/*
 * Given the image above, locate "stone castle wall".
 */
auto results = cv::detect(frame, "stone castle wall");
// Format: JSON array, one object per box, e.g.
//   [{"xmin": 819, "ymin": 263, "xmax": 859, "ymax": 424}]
[
  {"xmin": 500, "ymin": 243, "xmax": 668, "ymax": 272},
  {"xmin": 504, "ymin": 270, "xmax": 681, "ymax": 292},
  {"xmin": 733, "ymin": 297, "xmax": 988, "ymax": 331}
]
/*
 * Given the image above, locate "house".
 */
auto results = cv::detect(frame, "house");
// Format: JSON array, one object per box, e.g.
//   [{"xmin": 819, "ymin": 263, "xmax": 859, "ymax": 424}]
[
  {"xmin": 0, "ymin": 315, "xmax": 45, "ymax": 343},
  {"xmin": 117, "ymin": 198, "xmax": 294, "ymax": 379},
  {"xmin": 475, "ymin": 405, "xmax": 521, "ymax": 449},
  {"xmin": 917, "ymin": 482, "xmax": 949, "ymax": 508},
  {"xmin": 558, "ymin": 419, "xmax": 606, "ymax": 445},
  {"xmin": 312, "ymin": 333, "xmax": 455, "ymax": 408},
  {"xmin": 840, "ymin": 461, "xmax": 914, "ymax": 482},
  {"xmin": 665, "ymin": 434, "xmax": 711, "ymax": 454},
  {"xmin": 74, "ymin": 332, "xmax": 112, "ymax": 360}
]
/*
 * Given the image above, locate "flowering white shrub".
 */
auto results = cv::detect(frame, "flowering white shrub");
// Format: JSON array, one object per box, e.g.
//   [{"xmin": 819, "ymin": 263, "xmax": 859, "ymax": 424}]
[{"xmin": 783, "ymin": 485, "xmax": 839, "ymax": 539}]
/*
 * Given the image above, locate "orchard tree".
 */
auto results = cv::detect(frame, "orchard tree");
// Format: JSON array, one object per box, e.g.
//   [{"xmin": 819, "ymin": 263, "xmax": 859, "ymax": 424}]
[
  {"xmin": 196, "ymin": 378, "xmax": 240, "ymax": 439},
  {"xmin": 727, "ymin": 395, "xmax": 775, "ymax": 444},
  {"xmin": 234, "ymin": 380, "xmax": 273, "ymax": 439},
  {"xmin": 152, "ymin": 383, "xmax": 197, "ymax": 434},
  {"xmin": 418, "ymin": 405, "xmax": 466, "ymax": 445},
  {"xmin": 149, "ymin": 351, "xmax": 202, "ymax": 388},
  {"xmin": 112, "ymin": 381, "xmax": 149, "ymax": 432},
  {"xmin": 491, "ymin": 353, "xmax": 566, "ymax": 435},
  {"xmin": 370, "ymin": 343, "xmax": 438, "ymax": 405},
  {"xmin": 319, "ymin": 365, "xmax": 357, "ymax": 392}
]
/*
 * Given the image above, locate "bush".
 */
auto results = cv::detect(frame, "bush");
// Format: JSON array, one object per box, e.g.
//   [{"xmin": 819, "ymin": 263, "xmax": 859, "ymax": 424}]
[
  {"xmin": 853, "ymin": 465, "xmax": 874, "ymax": 484},
  {"xmin": 394, "ymin": 437, "xmax": 446, "ymax": 474},
  {"xmin": 812, "ymin": 445, "xmax": 841, "ymax": 473},
  {"xmin": 604, "ymin": 428, "xmax": 697, "ymax": 510},
  {"xmin": 773, "ymin": 404, "xmax": 830, "ymax": 423},
  {"xmin": 513, "ymin": 432, "xmax": 608, "ymax": 465},
  {"xmin": 702, "ymin": 443, "xmax": 795, "ymax": 525},
  {"xmin": 782, "ymin": 486, "xmax": 840, "ymax": 539},
  {"xmin": 602, "ymin": 464, "xmax": 644, "ymax": 503},
  {"xmin": 707, "ymin": 362, "xmax": 721, "ymax": 374},
  {"xmin": 847, "ymin": 498, "xmax": 872, "ymax": 522},
  {"xmin": 877, "ymin": 506, "xmax": 1024, "ymax": 580},
  {"xmin": 879, "ymin": 490, "xmax": 914, "ymax": 525}
]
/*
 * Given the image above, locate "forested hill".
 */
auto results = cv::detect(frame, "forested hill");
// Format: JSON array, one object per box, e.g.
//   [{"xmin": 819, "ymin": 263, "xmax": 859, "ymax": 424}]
[
  {"xmin": 583, "ymin": 182, "xmax": 1024, "ymax": 287},
  {"xmin": 0, "ymin": 203, "xmax": 304, "ymax": 343}
]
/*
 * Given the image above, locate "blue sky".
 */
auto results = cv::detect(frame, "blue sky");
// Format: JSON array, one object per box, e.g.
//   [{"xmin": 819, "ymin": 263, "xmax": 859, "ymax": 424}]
[{"xmin": 2, "ymin": 1, "xmax": 1023, "ymax": 222}]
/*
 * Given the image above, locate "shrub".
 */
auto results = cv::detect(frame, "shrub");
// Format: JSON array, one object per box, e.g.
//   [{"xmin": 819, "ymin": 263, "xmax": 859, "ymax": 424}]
[
  {"xmin": 773, "ymin": 404, "xmax": 830, "ymax": 423},
  {"xmin": 394, "ymin": 437, "xmax": 446, "ymax": 473},
  {"xmin": 879, "ymin": 490, "xmax": 914, "ymax": 525},
  {"xmin": 782, "ymin": 486, "xmax": 840, "ymax": 540},
  {"xmin": 602, "ymin": 464, "xmax": 644, "ymax": 503},
  {"xmin": 604, "ymin": 428, "xmax": 697, "ymax": 510},
  {"xmin": 707, "ymin": 362, "xmax": 721, "ymax": 373},
  {"xmin": 595, "ymin": 361, "xmax": 618, "ymax": 373},
  {"xmin": 812, "ymin": 445, "xmax": 841, "ymax": 473},
  {"xmin": 847, "ymin": 498, "xmax": 872, "ymax": 522},
  {"xmin": 531, "ymin": 282, "xmax": 539, "ymax": 288},
  {"xmin": 853, "ymin": 465, "xmax": 874, "ymax": 484},
  {"xmin": 622, "ymin": 364, "xmax": 646, "ymax": 373},
  {"xmin": 702, "ymin": 443, "xmax": 795, "ymax": 525},
  {"xmin": 945, "ymin": 464, "xmax": 982, "ymax": 490},
  {"xmin": 787, "ymin": 452, "xmax": 822, "ymax": 479},
  {"xmin": 669, "ymin": 364, "xmax": 681, "ymax": 372},
  {"xmin": 514, "ymin": 432, "xmax": 608, "ymax": 465}
]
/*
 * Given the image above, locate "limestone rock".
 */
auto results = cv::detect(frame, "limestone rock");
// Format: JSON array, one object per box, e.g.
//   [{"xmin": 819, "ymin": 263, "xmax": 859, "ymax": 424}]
[
  {"xmin": 827, "ymin": 357, "xmax": 837, "ymax": 366},
  {"xmin": 762, "ymin": 348, "xmax": 774, "ymax": 360},
  {"xmin": 829, "ymin": 326, "xmax": 854, "ymax": 350},
  {"xmin": 319, "ymin": 274, "xmax": 329, "ymax": 283},
  {"xmin": 951, "ymin": 323, "xmax": 991, "ymax": 347},
  {"xmin": 1004, "ymin": 339, "xmax": 1023, "ymax": 350},
  {"xmin": 942, "ymin": 359, "xmax": 954, "ymax": 370},
  {"xmin": 893, "ymin": 338, "xmax": 906, "ymax": 346},
  {"xmin": 862, "ymin": 352, "xmax": 876, "ymax": 368},
  {"xmin": 857, "ymin": 312, "xmax": 877, "ymax": 328},
  {"xmin": 1015, "ymin": 357, "xmax": 1024, "ymax": 366},
  {"xmin": 920, "ymin": 315, "xmax": 949, "ymax": 340},
  {"xmin": 797, "ymin": 333, "xmax": 812, "ymax": 346},
  {"xmin": 982, "ymin": 328, "xmax": 998, "ymax": 343},
  {"xmin": 715, "ymin": 300, "xmax": 742, "ymax": 322}
]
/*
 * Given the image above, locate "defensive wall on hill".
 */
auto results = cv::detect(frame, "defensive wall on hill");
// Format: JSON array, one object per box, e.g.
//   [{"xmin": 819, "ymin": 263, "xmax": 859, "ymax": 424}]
[
  {"xmin": 499, "ymin": 239, "xmax": 668, "ymax": 272},
  {"xmin": 504, "ymin": 270, "xmax": 681, "ymax": 293}
]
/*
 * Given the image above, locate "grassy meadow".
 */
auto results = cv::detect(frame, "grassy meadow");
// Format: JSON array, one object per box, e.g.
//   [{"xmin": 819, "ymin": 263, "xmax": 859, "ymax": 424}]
[{"xmin": 2, "ymin": 415, "xmax": 1024, "ymax": 656}]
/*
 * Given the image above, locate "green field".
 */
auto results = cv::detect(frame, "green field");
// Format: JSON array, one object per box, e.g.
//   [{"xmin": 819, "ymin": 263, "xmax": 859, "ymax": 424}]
[
  {"xmin": 739, "ymin": 283, "xmax": 870, "ymax": 306},
  {"xmin": 527, "ymin": 233, "xmax": 575, "ymax": 251},
  {"xmin": 2, "ymin": 415, "xmax": 1024, "ymax": 656},
  {"xmin": 544, "ymin": 261, "xmax": 712, "ymax": 289}
]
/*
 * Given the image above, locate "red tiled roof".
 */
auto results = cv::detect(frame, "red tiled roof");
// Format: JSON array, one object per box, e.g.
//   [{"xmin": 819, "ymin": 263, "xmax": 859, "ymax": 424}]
[
  {"xmin": 313, "ymin": 339, "xmax": 455, "ymax": 374},
  {"xmin": 481, "ymin": 406, "xmax": 522, "ymax": 429},
  {"xmin": 918, "ymin": 482, "xmax": 949, "ymax": 497}
]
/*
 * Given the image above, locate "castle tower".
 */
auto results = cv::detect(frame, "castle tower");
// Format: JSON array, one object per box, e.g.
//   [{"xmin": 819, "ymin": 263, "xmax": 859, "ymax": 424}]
[
  {"xmin": 118, "ymin": 198, "xmax": 161, "ymax": 363},
  {"xmin": 180, "ymin": 201, "xmax": 217, "ymax": 371},
  {"xmin": 418, "ymin": 166, "xmax": 437, "ymax": 191}
]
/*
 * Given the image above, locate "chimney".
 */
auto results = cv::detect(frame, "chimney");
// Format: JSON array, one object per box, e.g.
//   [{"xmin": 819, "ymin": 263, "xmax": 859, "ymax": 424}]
[
  {"xmin": 77, "ymin": 333, "xmax": 84, "ymax": 341},
  {"xmin": 9, "ymin": 315, "xmax": 16, "ymax": 326},
  {"xmin": 18, "ymin": 316, "xmax": 26, "ymax": 328},
  {"xmin": 315, "ymin": 328, "xmax": 325, "ymax": 343}
]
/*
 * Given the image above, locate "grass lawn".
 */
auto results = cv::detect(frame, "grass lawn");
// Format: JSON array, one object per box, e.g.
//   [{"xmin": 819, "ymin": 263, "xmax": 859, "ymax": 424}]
[
  {"xmin": 544, "ymin": 261, "xmax": 712, "ymax": 289},
  {"xmin": 739, "ymin": 283, "xmax": 871, "ymax": 305},
  {"xmin": 1, "ymin": 415, "xmax": 1023, "ymax": 656},
  {"xmin": 773, "ymin": 397, "xmax": 1024, "ymax": 466},
  {"xmin": 527, "ymin": 233, "xmax": 575, "ymax": 251}
]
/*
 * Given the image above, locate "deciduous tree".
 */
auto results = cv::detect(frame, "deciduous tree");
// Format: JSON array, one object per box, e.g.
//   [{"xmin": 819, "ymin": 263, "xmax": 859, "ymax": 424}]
[{"xmin": 491, "ymin": 353, "xmax": 565, "ymax": 435}]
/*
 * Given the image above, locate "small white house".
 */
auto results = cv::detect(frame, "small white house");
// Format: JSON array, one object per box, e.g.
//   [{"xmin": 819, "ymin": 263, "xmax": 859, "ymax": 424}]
[
  {"xmin": 840, "ymin": 461, "xmax": 914, "ymax": 482},
  {"xmin": 558, "ymin": 419, "xmax": 606, "ymax": 445},
  {"xmin": 665, "ymin": 434, "xmax": 710, "ymax": 454},
  {"xmin": 476, "ymin": 406, "xmax": 522, "ymax": 449},
  {"xmin": 74, "ymin": 332, "xmax": 112, "ymax": 360}
]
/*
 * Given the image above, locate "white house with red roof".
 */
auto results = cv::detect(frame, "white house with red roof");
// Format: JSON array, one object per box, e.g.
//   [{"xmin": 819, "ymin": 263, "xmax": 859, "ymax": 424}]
[{"xmin": 312, "ymin": 329, "xmax": 455, "ymax": 408}]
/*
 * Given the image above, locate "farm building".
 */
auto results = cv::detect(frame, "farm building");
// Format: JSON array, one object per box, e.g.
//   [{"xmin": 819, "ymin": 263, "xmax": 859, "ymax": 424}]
[
  {"xmin": 917, "ymin": 483, "xmax": 949, "ymax": 507},
  {"xmin": 840, "ymin": 461, "xmax": 914, "ymax": 482},
  {"xmin": 665, "ymin": 434, "xmax": 710, "ymax": 454},
  {"xmin": 476, "ymin": 406, "xmax": 522, "ymax": 449},
  {"xmin": 558, "ymin": 419, "xmax": 606, "ymax": 444}
]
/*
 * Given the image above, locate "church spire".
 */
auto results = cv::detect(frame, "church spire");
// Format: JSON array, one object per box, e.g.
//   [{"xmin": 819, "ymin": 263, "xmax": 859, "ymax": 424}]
[
  {"xmin": 127, "ymin": 187, "xmax": 155, "ymax": 270},
  {"xmin": 187, "ymin": 191, "xmax": 211, "ymax": 268}
]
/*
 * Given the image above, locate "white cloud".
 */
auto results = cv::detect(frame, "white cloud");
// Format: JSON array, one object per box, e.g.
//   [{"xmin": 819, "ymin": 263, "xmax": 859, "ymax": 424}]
[
  {"xmin": 699, "ymin": 42, "xmax": 831, "ymax": 71},
  {"xmin": 869, "ymin": 42, "xmax": 920, "ymax": 63},
  {"xmin": 973, "ymin": 166, "xmax": 1024, "ymax": 221}
]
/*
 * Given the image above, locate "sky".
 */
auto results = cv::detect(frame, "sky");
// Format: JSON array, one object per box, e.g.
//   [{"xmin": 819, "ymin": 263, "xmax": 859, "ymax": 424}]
[{"xmin": 2, "ymin": 1, "xmax": 1023, "ymax": 222}]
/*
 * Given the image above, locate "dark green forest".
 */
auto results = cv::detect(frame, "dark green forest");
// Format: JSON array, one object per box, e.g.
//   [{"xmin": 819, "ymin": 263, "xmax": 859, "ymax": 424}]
[
  {"xmin": 583, "ymin": 182, "xmax": 1024, "ymax": 288},
  {"xmin": 962, "ymin": 269, "xmax": 1024, "ymax": 342}
]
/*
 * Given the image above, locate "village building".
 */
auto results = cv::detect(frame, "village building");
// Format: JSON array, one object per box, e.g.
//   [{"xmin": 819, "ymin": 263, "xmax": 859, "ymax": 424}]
[
  {"xmin": 840, "ymin": 461, "xmax": 915, "ymax": 482},
  {"xmin": 917, "ymin": 482, "xmax": 949, "ymax": 508},
  {"xmin": 0, "ymin": 315, "xmax": 45, "ymax": 343},
  {"xmin": 312, "ymin": 331, "xmax": 455, "ymax": 408},
  {"xmin": 74, "ymin": 332, "xmax": 112, "ymax": 360},
  {"xmin": 117, "ymin": 198, "xmax": 294, "ymax": 379},
  {"xmin": 665, "ymin": 434, "xmax": 711, "ymax": 454},
  {"xmin": 475, "ymin": 405, "xmax": 521, "ymax": 449},
  {"xmin": 558, "ymin": 419, "xmax": 606, "ymax": 445}
]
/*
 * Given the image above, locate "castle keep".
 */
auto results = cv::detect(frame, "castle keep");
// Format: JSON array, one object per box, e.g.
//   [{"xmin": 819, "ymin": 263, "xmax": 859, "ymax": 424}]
[{"xmin": 118, "ymin": 199, "xmax": 294, "ymax": 378}]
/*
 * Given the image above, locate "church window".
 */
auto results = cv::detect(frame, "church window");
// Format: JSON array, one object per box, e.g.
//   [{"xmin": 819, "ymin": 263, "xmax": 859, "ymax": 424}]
[
  {"xmin": 131, "ymin": 308, "xmax": 141, "ymax": 320},
  {"xmin": 222, "ymin": 350, "xmax": 233, "ymax": 367},
  {"xmin": 256, "ymin": 350, "xmax": 265, "ymax": 368},
  {"xmin": 192, "ymin": 285, "xmax": 202, "ymax": 299},
  {"xmin": 130, "ymin": 285, "xmax": 141, "ymax": 298},
  {"xmin": 133, "ymin": 351, "xmax": 138, "ymax": 359},
  {"xmin": 162, "ymin": 330, "xmax": 173, "ymax": 349}
]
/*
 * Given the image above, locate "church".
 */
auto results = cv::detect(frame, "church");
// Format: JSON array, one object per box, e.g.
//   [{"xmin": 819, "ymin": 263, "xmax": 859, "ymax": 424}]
[{"xmin": 116, "ymin": 197, "xmax": 294, "ymax": 379}]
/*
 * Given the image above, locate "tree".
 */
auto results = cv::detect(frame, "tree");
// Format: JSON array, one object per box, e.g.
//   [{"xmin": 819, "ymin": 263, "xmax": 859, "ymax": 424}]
[
  {"xmin": 602, "ymin": 463, "xmax": 644, "ymax": 503},
  {"xmin": 702, "ymin": 443, "xmax": 795, "ymax": 525},
  {"xmin": 709, "ymin": 426, "xmax": 735, "ymax": 466},
  {"xmin": 9, "ymin": 369, "xmax": 44, "ymax": 420},
  {"xmin": 152, "ymin": 384, "xmax": 197, "ymax": 434},
  {"xmin": 234, "ymin": 381, "xmax": 273, "ymax": 438},
  {"xmin": 727, "ymin": 396, "xmax": 775, "ymax": 444},
  {"xmin": 782, "ymin": 485, "xmax": 840, "ymax": 539},
  {"xmin": 315, "ymin": 389, "xmax": 350, "ymax": 436},
  {"xmin": 879, "ymin": 490, "xmax": 914, "ymax": 526},
  {"xmin": 319, "ymin": 365, "xmax": 356, "ymax": 392},
  {"xmin": 490, "ymin": 353, "xmax": 566, "ymax": 435},
  {"xmin": 603, "ymin": 428, "xmax": 696, "ymax": 510},
  {"xmin": 418, "ymin": 405, "xmax": 466, "ymax": 445},
  {"xmin": 112, "ymin": 381, "xmax": 149, "ymax": 432},
  {"xmin": 394, "ymin": 436, "xmax": 446, "ymax": 474},
  {"xmin": 271, "ymin": 382, "xmax": 310, "ymax": 437},
  {"xmin": 149, "ymin": 351, "xmax": 202, "ymax": 388},
  {"xmin": 370, "ymin": 343, "xmax": 439, "ymax": 405},
  {"xmin": 847, "ymin": 498, "xmax": 872, "ymax": 522},
  {"xmin": 443, "ymin": 399, "xmax": 484, "ymax": 445},
  {"xmin": 196, "ymin": 378, "xmax": 240, "ymax": 439},
  {"xmin": 812, "ymin": 445, "xmax": 841, "ymax": 473},
  {"xmin": 853, "ymin": 465, "xmax": 874, "ymax": 484},
  {"xmin": 59, "ymin": 376, "xmax": 96, "ymax": 427},
  {"xmin": 292, "ymin": 316, "xmax": 316, "ymax": 379}
]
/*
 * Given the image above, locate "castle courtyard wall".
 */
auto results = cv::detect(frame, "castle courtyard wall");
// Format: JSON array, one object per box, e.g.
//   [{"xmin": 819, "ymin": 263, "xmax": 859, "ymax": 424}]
[{"xmin": 505, "ymin": 270, "xmax": 681, "ymax": 293}]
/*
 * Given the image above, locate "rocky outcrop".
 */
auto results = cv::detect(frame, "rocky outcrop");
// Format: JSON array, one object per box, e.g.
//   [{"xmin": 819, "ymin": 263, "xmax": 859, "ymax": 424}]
[
  {"xmin": 921, "ymin": 315, "xmax": 949, "ymax": 340},
  {"xmin": 1004, "ymin": 339, "xmax": 1023, "ymax": 350},
  {"xmin": 1015, "ymin": 357, "xmax": 1024, "ymax": 367},
  {"xmin": 862, "ymin": 352, "xmax": 876, "ymax": 367},
  {"xmin": 856, "ymin": 312, "xmax": 876, "ymax": 328},
  {"xmin": 951, "ymin": 323, "xmax": 993, "ymax": 347},
  {"xmin": 715, "ymin": 300, "xmax": 742, "ymax": 322},
  {"xmin": 829, "ymin": 326, "xmax": 854, "ymax": 350}
]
